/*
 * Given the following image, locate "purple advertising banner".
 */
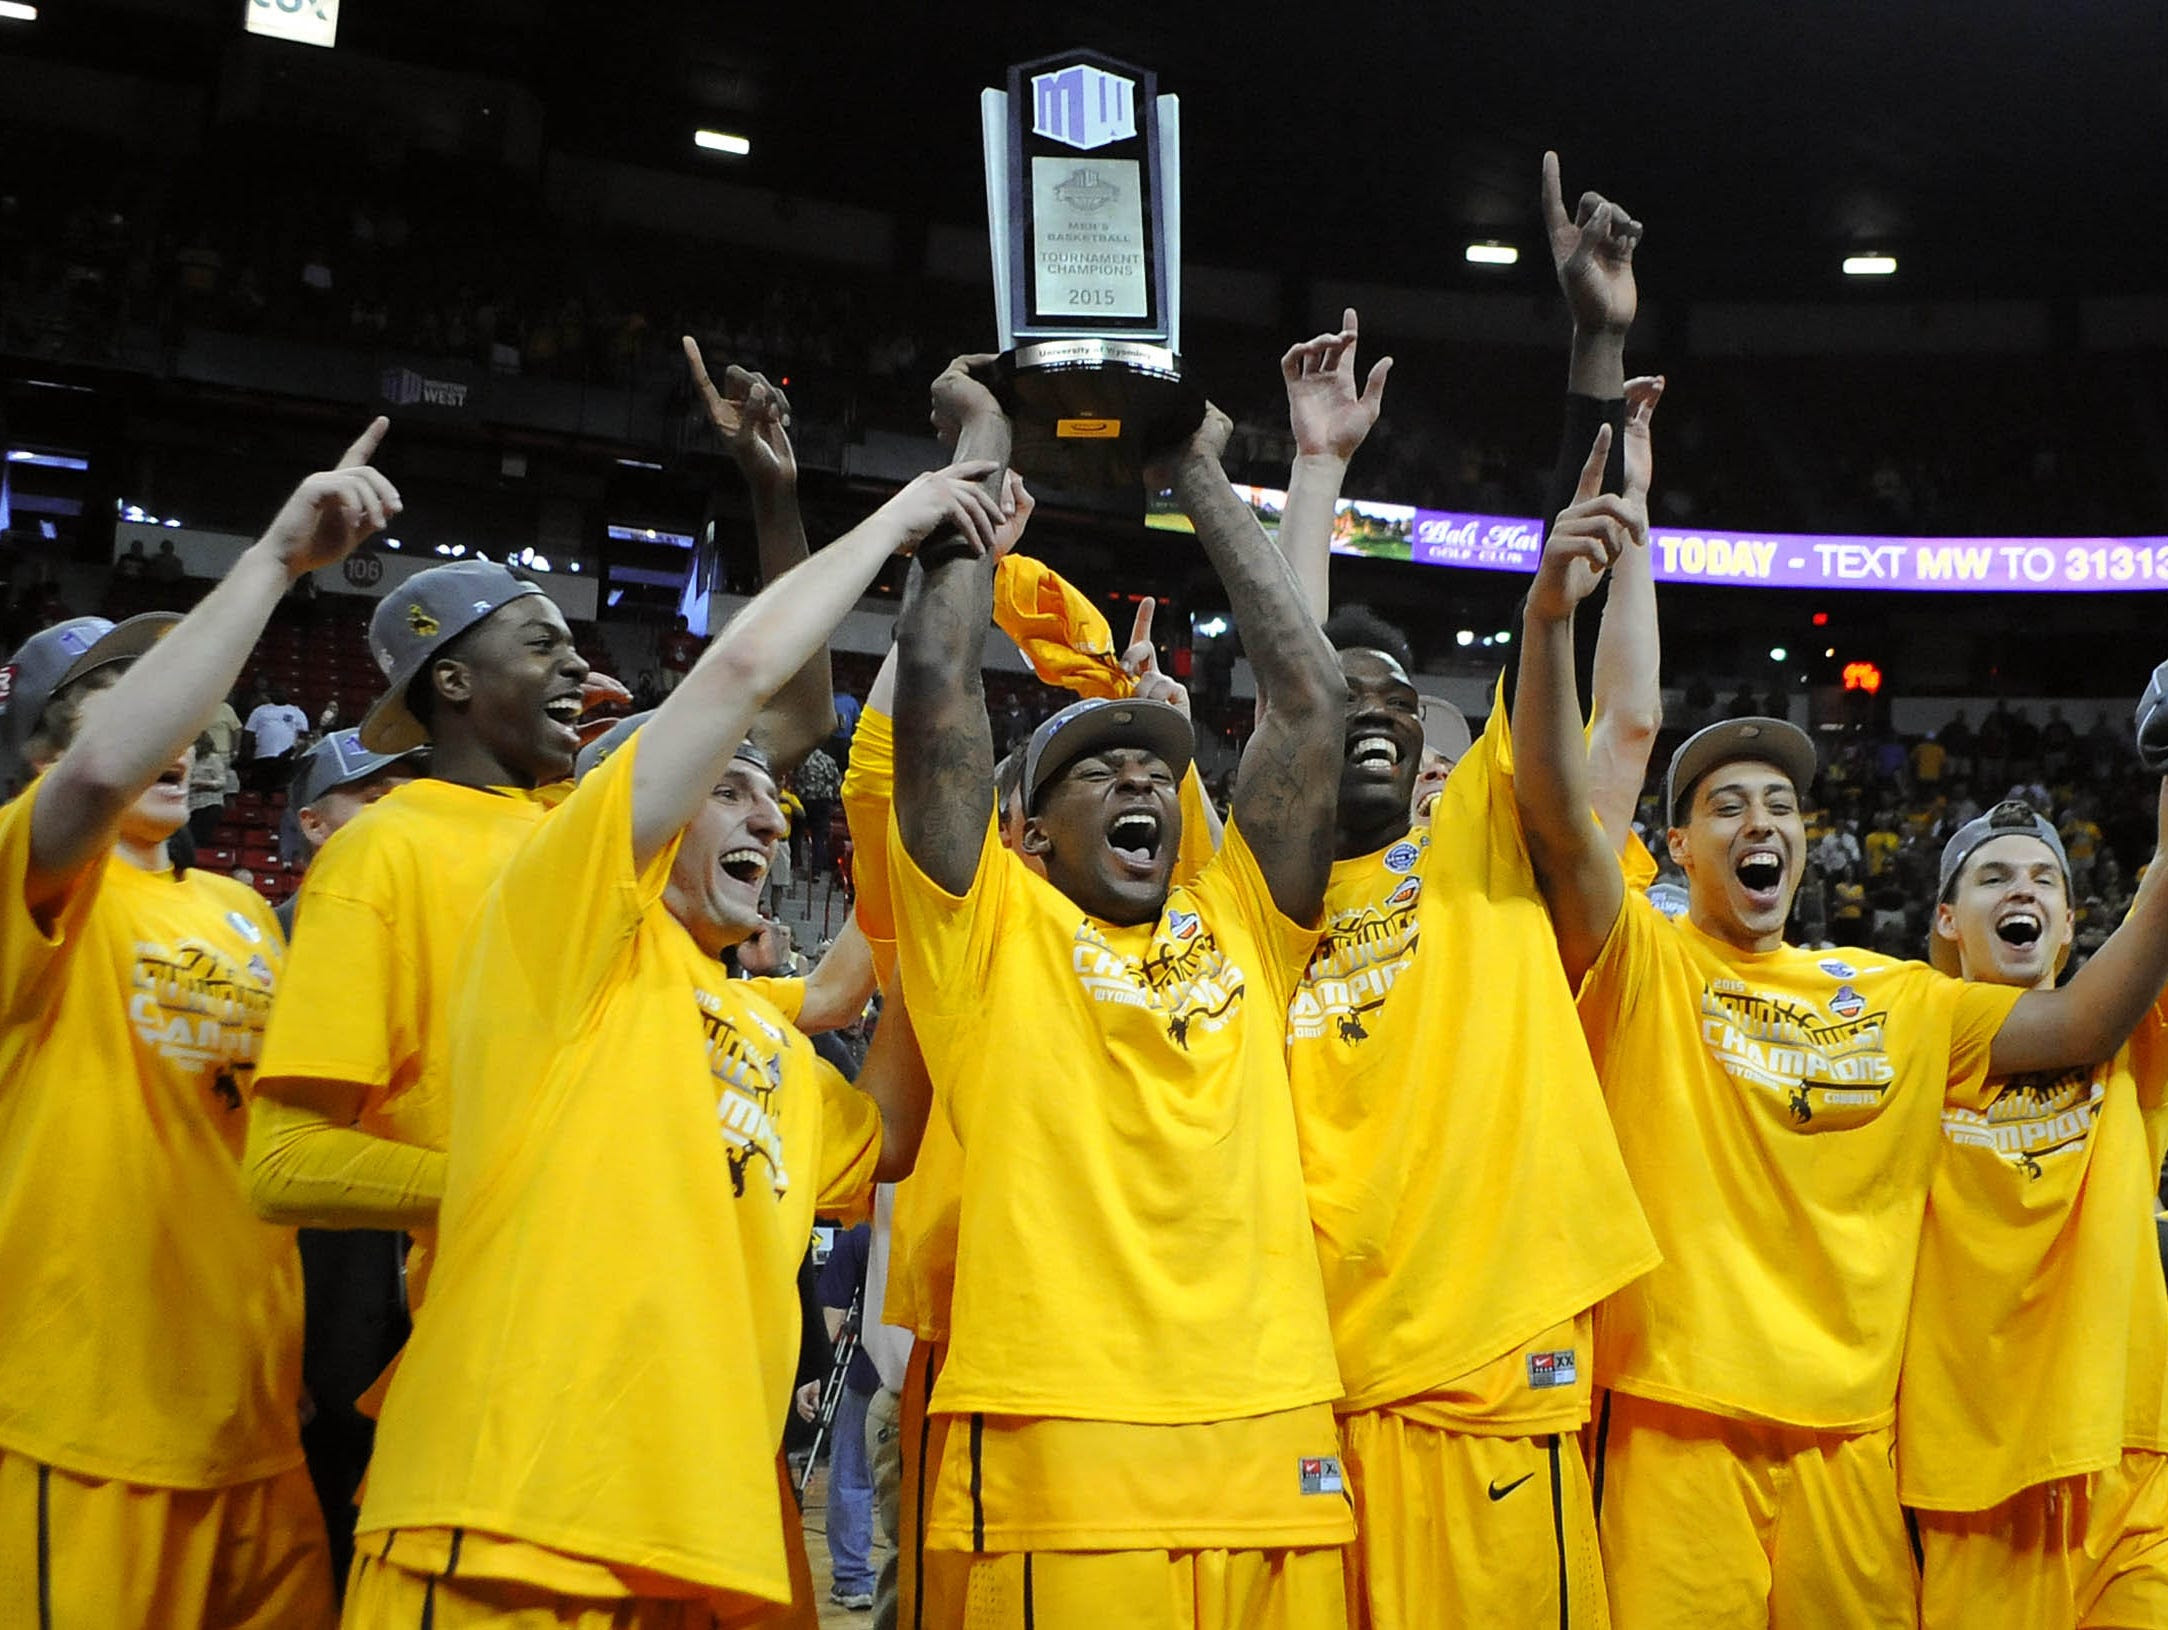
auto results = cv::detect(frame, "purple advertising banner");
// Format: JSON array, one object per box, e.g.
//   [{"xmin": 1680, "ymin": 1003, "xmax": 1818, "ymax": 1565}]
[
  {"xmin": 1399, "ymin": 511, "xmax": 2168, "ymax": 592},
  {"xmin": 1150, "ymin": 487, "xmax": 2168, "ymax": 592}
]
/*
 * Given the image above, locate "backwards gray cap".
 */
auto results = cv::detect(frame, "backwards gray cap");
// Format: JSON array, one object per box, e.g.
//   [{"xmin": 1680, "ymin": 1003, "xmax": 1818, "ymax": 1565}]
[
  {"xmin": 1023, "ymin": 696, "xmax": 1195, "ymax": 814},
  {"xmin": 2138, "ymin": 659, "xmax": 2168, "ymax": 773},
  {"xmin": 289, "ymin": 728, "xmax": 425, "ymax": 811},
  {"xmin": 573, "ymin": 709, "xmax": 771, "ymax": 783},
  {"xmin": 280, "ymin": 727, "xmax": 426, "ymax": 861},
  {"xmin": 1938, "ymin": 800, "xmax": 2071, "ymax": 904},
  {"xmin": 0, "ymin": 613, "xmax": 179, "ymax": 788},
  {"xmin": 1665, "ymin": 716, "xmax": 1819, "ymax": 826},
  {"xmin": 1419, "ymin": 695, "xmax": 1472, "ymax": 765},
  {"xmin": 360, "ymin": 560, "xmax": 545, "ymax": 754}
]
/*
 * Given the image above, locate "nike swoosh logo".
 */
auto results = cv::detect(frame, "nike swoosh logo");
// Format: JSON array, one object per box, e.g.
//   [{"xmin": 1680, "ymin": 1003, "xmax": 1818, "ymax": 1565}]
[{"xmin": 1488, "ymin": 1473, "xmax": 1534, "ymax": 1502}]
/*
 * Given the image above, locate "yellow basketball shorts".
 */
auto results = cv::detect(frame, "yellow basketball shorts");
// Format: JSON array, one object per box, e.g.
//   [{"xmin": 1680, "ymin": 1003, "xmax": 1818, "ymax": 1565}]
[
  {"xmin": 1337, "ymin": 1407, "xmax": 1607, "ymax": 1630},
  {"xmin": 1590, "ymin": 1390, "xmax": 1917, "ymax": 1630},
  {"xmin": 1915, "ymin": 1448, "xmax": 2168, "ymax": 1630},
  {"xmin": 935, "ymin": 1546, "xmax": 1344, "ymax": 1630},
  {"xmin": 899, "ymin": 1340, "xmax": 967, "ymax": 1630},
  {"xmin": 0, "ymin": 1447, "xmax": 334, "ymax": 1629},
  {"xmin": 344, "ymin": 1551, "xmax": 749, "ymax": 1629}
]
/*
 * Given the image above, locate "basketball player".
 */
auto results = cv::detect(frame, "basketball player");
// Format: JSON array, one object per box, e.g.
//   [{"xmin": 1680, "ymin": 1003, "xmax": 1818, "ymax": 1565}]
[
  {"xmin": 887, "ymin": 362, "xmax": 1350, "ymax": 1627},
  {"xmin": 248, "ymin": 350, "xmax": 836, "ymax": 1269},
  {"xmin": 841, "ymin": 498, "xmax": 1218, "ymax": 1630},
  {"xmin": 341, "ymin": 457, "xmax": 996, "ymax": 1627},
  {"xmin": 1904, "ymin": 797, "xmax": 2168, "ymax": 1628},
  {"xmin": 1267, "ymin": 156, "xmax": 1665, "ymax": 1628},
  {"xmin": 1515, "ymin": 431, "xmax": 2168, "ymax": 1628},
  {"xmin": 0, "ymin": 419, "xmax": 400, "ymax": 1626}
]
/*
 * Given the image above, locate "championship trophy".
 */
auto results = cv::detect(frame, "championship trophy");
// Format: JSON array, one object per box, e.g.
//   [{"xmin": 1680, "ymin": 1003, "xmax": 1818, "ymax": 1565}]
[{"xmin": 981, "ymin": 51, "xmax": 1206, "ymax": 488}]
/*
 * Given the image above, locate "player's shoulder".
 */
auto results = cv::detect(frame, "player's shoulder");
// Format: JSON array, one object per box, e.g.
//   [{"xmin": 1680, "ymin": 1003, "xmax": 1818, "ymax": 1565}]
[
  {"xmin": 1818, "ymin": 945, "xmax": 1938, "ymax": 989},
  {"xmin": 303, "ymin": 796, "xmax": 410, "ymax": 886}
]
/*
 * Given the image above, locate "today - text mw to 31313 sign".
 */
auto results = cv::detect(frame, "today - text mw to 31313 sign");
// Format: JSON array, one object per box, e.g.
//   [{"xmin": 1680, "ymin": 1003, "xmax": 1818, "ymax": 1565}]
[{"xmin": 1146, "ymin": 487, "xmax": 2168, "ymax": 594}]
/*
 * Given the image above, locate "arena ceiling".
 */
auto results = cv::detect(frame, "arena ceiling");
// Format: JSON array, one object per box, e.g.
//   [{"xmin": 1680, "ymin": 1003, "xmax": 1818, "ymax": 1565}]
[{"xmin": 20, "ymin": 0, "xmax": 2168, "ymax": 304}]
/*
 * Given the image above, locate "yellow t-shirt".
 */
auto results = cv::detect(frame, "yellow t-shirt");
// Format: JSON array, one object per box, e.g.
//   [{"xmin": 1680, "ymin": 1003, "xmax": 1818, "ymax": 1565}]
[
  {"xmin": 356, "ymin": 736, "xmax": 880, "ymax": 1605},
  {"xmin": 889, "ymin": 809, "xmax": 1336, "ymax": 1423},
  {"xmin": 1898, "ymin": 1000, "xmax": 2168, "ymax": 1509},
  {"xmin": 1289, "ymin": 705, "xmax": 1657, "ymax": 1420},
  {"xmin": 853, "ymin": 702, "xmax": 1215, "ymax": 1345},
  {"xmin": 1577, "ymin": 903, "xmax": 2022, "ymax": 1429},
  {"xmin": 255, "ymin": 776, "xmax": 568, "ymax": 1296},
  {"xmin": 1865, "ymin": 828, "xmax": 1900, "ymax": 878},
  {"xmin": 0, "ymin": 780, "xmax": 303, "ymax": 1488}
]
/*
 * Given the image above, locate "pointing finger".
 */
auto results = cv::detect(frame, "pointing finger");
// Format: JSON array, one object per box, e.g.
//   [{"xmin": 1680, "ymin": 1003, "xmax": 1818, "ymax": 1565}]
[
  {"xmin": 1573, "ymin": 424, "xmax": 1612, "ymax": 504},
  {"xmin": 337, "ymin": 416, "xmax": 390, "ymax": 470},
  {"xmin": 1129, "ymin": 595, "xmax": 1156, "ymax": 656},
  {"xmin": 1541, "ymin": 151, "xmax": 1570, "ymax": 241}
]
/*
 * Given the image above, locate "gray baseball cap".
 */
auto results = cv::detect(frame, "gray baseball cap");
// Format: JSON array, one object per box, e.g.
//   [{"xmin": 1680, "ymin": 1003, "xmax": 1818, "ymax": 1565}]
[
  {"xmin": 1023, "ymin": 696, "xmax": 1194, "ymax": 813},
  {"xmin": 1665, "ymin": 717, "xmax": 1818, "ymax": 826},
  {"xmin": 1419, "ymin": 696, "xmax": 1472, "ymax": 765},
  {"xmin": 360, "ymin": 561, "xmax": 545, "ymax": 753},
  {"xmin": 1937, "ymin": 800, "xmax": 2070, "ymax": 903},
  {"xmin": 0, "ymin": 613, "xmax": 179, "ymax": 786},
  {"xmin": 2138, "ymin": 659, "xmax": 2168, "ymax": 773},
  {"xmin": 281, "ymin": 727, "xmax": 426, "ymax": 861},
  {"xmin": 289, "ymin": 728, "xmax": 425, "ymax": 811},
  {"xmin": 573, "ymin": 709, "xmax": 771, "ymax": 784}
]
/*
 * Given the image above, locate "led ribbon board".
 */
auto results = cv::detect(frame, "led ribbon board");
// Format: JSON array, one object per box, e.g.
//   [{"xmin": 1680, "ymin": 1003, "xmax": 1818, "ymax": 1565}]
[{"xmin": 1146, "ymin": 488, "xmax": 2168, "ymax": 593}]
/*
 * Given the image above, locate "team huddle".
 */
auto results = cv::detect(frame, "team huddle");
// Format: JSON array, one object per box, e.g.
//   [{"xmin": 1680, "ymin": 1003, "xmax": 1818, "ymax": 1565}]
[{"xmin": 3, "ymin": 157, "xmax": 2166, "ymax": 1630}]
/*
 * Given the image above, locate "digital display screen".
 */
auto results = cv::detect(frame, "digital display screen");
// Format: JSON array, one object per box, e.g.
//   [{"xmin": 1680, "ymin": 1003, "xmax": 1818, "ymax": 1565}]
[{"xmin": 1145, "ymin": 488, "xmax": 2168, "ymax": 593}]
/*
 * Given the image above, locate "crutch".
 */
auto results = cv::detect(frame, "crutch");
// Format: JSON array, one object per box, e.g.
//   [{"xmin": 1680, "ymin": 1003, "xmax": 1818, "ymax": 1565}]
[{"xmin": 794, "ymin": 1281, "xmax": 863, "ymax": 1506}]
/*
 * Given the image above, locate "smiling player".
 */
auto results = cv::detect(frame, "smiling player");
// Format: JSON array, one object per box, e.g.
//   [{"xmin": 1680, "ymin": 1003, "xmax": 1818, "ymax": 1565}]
[
  {"xmin": 0, "ymin": 420, "xmax": 402, "ymax": 1627},
  {"xmin": 247, "ymin": 557, "xmax": 601, "ymax": 1281},
  {"xmin": 1269, "ymin": 158, "xmax": 1666, "ymax": 1627},
  {"xmin": 1903, "ymin": 794, "xmax": 2168, "ymax": 1630}
]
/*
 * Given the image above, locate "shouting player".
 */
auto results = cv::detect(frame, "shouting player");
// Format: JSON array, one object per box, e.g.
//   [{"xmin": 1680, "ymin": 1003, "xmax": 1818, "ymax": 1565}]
[
  {"xmin": 888, "ymin": 363, "xmax": 1351, "ymax": 1626},
  {"xmin": 1903, "ymin": 796, "xmax": 2168, "ymax": 1628},
  {"xmin": 0, "ymin": 420, "xmax": 400, "ymax": 1626}
]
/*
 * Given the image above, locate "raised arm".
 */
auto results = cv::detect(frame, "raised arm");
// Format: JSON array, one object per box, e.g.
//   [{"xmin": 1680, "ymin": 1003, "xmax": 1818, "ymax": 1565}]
[
  {"xmin": 1166, "ymin": 407, "xmax": 1346, "ymax": 924},
  {"xmin": 29, "ymin": 420, "xmax": 397, "ymax": 906},
  {"xmin": 683, "ymin": 339, "xmax": 834, "ymax": 772},
  {"xmin": 630, "ymin": 456, "xmax": 1004, "ymax": 871},
  {"xmin": 1990, "ymin": 780, "xmax": 2168, "ymax": 1075},
  {"xmin": 891, "ymin": 359, "xmax": 1014, "ymax": 896},
  {"xmin": 1540, "ymin": 148, "xmax": 1640, "ymax": 508},
  {"xmin": 1276, "ymin": 308, "xmax": 1392, "ymax": 621},
  {"xmin": 1543, "ymin": 151, "xmax": 1661, "ymax": 848},
  {"xmin": 1514, "ymin": 425, "xmax": 1651, "ymax": 983},
  {"xmin": 1589, "ymin": 376, "xmax": 1666, "ymax": 846}
]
